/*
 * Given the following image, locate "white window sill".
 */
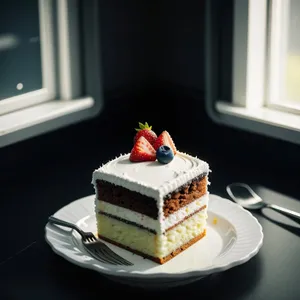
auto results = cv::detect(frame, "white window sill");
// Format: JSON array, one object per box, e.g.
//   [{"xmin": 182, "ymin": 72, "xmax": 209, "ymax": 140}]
[
  {"xmin": 214, "ymin": 101, "xmax": 300, "ymax": 144},
  {"xmin": 0, "ymin": 97, "xmax": 96, "ymax": 148}
]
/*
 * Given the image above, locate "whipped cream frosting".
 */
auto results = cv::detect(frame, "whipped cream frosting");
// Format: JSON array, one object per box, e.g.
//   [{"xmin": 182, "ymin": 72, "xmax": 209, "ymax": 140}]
[
  {"xmin": 96, "ymin": 194, "xmax": 208, "ymax": 234},
  {"xmin": 92, "ymin": 151, "xmax": 209, "ymax": 199}
]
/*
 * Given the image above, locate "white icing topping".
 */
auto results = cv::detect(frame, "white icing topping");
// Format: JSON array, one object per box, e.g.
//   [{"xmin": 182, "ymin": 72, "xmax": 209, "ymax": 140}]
[
  {"xmin": 92, "ymin": 151, "xmax": 209, "ymax": 198},
  {"xmin": 96, "ymin": 194, "xmax": 208, "ymax": 234}
]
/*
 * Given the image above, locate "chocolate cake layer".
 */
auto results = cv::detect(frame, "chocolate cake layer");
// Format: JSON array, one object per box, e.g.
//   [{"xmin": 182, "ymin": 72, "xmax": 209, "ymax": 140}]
[
  {"xmin": 163, "ymin": 176, "xmax": 207, "ymax": 217},
  {"xmin": 96, "ymin": 180, "xmax": 158, "ymax": 218},
  {"xmin": 96, "ymin": 175, "xmax": 207, "ymax": 219},
  {"xmin": 98, "ymin": 229, "xmax": 206, "ymax": 264}
]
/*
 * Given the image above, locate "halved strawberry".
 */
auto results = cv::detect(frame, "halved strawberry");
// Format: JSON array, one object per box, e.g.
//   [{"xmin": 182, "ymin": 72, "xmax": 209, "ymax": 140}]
[
  {"xmin": 130, "ymin": 136, "xmax": 156, "ymax": 162},
  {"xmin": 153, "ymin": 131, "xmax": 177, "ymax": 155}
]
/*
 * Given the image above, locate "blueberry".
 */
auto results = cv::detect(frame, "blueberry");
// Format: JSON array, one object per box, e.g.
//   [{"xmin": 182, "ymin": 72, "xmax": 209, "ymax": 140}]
[{"xmin": 156, "ymin": 145, "xmax": 174, "ymax": 164}]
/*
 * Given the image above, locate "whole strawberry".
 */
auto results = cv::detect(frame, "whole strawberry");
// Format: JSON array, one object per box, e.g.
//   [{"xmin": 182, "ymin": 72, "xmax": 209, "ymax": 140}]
[{"xmin": 133, "ymin": 122, "xmax": 157, "ymax": 145}]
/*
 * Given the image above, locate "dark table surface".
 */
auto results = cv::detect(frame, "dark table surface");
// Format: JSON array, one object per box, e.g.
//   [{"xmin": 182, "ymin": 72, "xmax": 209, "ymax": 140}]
[{"xmin": 1, "ymin": 114, "xmax": 300, "ymax": 300}]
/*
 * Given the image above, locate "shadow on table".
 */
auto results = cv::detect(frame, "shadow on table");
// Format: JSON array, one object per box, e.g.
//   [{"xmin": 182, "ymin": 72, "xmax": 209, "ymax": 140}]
[
  {"xmin": 260, "ymin": 209, "xmax": 300, "ymax": 238},
  {"xmin": 101, "ymin": 251, "xmax": 262, "ymax": 297},
  {"xmin": 98, "ymin": 256, "xmax": 263, "ymax": 299},
  {"xmin": 159, "ymin": 253, "xmax": 262, "ymax": 298}
]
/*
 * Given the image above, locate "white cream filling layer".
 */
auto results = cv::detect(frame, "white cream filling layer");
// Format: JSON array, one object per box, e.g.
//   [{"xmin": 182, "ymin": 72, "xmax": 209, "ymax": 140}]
[{"xmin": 96, "ymin": 193, "xmax": 208, "ymax": 234}]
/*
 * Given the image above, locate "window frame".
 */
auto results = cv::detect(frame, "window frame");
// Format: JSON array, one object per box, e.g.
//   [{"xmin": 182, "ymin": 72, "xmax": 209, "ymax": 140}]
[
  {"xmin": 0, "ymin": 0, "xmax": 103, "ymax": 148},
  {"xmin": 205, "ymin": 0, "xmax": 300, "ymax": 145},
  {"xmin": 0, "ymin": 0, "xmax": 56, "ymax": 116}
]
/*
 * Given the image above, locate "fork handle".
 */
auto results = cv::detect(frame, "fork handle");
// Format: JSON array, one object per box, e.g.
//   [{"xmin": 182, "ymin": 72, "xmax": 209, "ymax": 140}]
[
  {"xmin": 48, "ymin": 216, "xmax": 86, "ymax": 238},
  {"xmin": 267, "ymin": 204, "xmax": 300, "ymax": 223}
]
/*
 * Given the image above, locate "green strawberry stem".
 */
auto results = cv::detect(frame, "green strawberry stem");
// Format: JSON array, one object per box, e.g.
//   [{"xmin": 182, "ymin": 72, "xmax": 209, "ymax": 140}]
[{"xmin": 135, "ymin": 122, "xmax": 152, "ymax": 131}]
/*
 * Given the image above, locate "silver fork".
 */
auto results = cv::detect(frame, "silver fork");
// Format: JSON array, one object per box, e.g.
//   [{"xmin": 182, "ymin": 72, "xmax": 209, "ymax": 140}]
[{"xmin": 48, "ymin": 216, "xmax": 133, "ymax": 266}]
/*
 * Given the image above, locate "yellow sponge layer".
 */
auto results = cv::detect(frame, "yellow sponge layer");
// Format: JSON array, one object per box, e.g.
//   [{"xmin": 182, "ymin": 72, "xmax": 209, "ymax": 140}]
[
  {"xmin": 97, "ymin": 214, "xmax": 156, "ymax": 256},
  {"xmin": 96, "ymin": 210, "xmax": 207, "ymax": 259}
]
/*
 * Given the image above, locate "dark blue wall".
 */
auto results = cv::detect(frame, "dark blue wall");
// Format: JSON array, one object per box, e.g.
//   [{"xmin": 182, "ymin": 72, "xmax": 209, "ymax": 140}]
[
  {"xmin": 98, "ymin": 0, "xmax": 207, "ymax": 92},
  {"xmin": 155, "ymin": 0, "xmax": 206, "ymax": 90},
  {"xmin": 98, "ymin": 0, "xmax": 231, "ymax": 99},
  {"xmin": 99, "ymin": 0, "xmax": 153, "ymax": 92}
]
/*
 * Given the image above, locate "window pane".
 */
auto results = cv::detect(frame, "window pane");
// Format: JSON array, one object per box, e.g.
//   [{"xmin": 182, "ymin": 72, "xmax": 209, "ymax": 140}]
[
  {"xmin": 0, "ymin": 0, "xmax": 42, "ymax": 100},
  {"xmin": 285, "ymin": 0, "xmax": 300, "ymax": 105}
]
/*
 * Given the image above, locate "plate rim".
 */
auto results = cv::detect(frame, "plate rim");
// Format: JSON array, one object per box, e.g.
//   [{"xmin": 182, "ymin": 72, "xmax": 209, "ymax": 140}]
[{"xmin": 45, "ymin": 194, "xmax": 264, "ymax": 279}]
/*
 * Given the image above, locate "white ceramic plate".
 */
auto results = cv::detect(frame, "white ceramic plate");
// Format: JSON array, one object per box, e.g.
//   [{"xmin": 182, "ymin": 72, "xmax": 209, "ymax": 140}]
[{"xmin": 45, "ymin": 194, "xmax": 263, "ymax": 289}]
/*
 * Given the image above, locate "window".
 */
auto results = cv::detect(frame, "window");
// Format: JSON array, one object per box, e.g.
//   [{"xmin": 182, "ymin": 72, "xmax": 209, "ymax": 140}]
[
  {"xmin": 205, "ymin": 0, "xmax": 300, "ymax": 145},
  {"xmin": 0, "ymin": 0, "xmax": 54, "ymax": 116},
  {"xmin": 268, "ymin": 0, "xmax": 300, "ymax": 113},
  {"xmin": 0, "ymin": 0, "xmax": 103, "ymax": 148}
]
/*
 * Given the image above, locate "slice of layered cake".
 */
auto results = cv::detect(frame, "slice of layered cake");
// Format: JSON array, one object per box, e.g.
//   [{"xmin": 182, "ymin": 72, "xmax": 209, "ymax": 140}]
[{"xmin": 92, "ymin": 123, "xmax": 210, "ymax": 264}]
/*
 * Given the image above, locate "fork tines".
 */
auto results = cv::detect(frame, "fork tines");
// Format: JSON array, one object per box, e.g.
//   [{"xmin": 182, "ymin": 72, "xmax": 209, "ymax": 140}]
[{"xmin": 83, "ymin": 233, "xmax": 133, "ymax": 266}]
